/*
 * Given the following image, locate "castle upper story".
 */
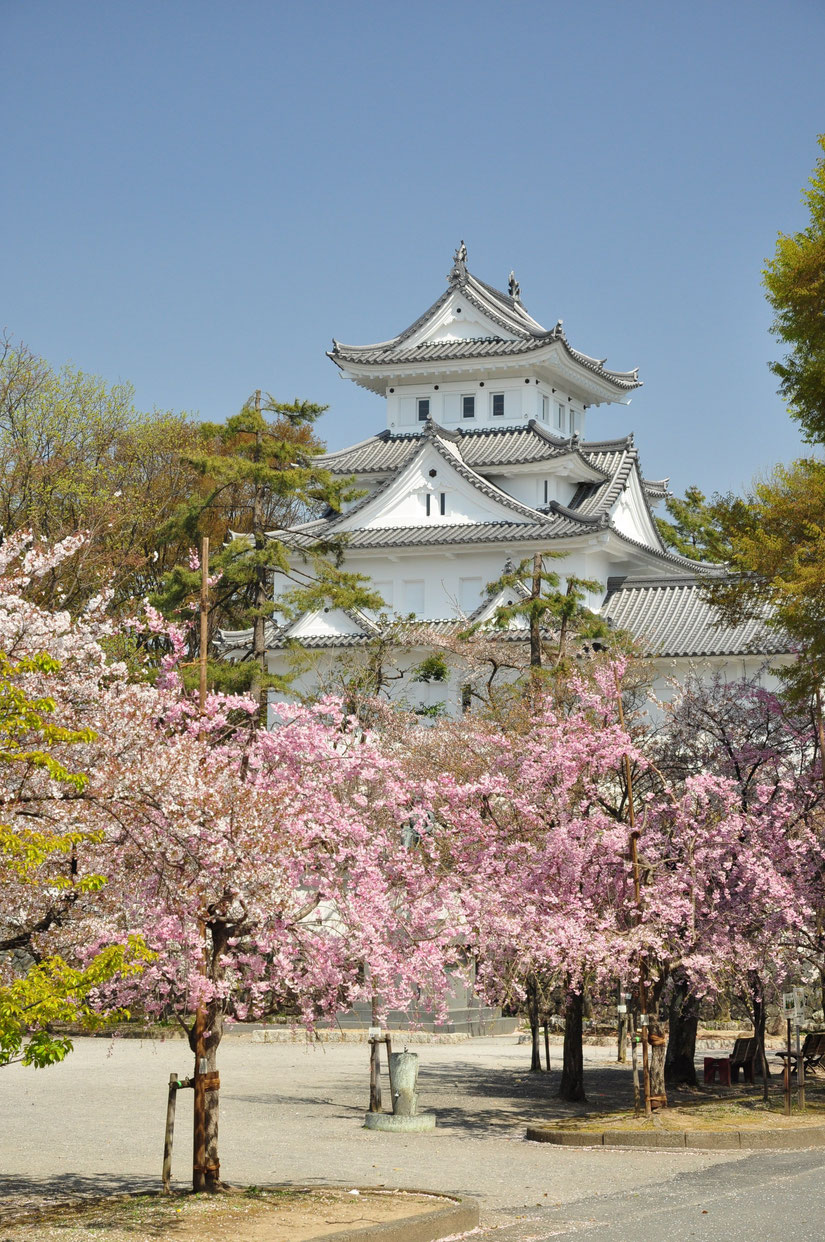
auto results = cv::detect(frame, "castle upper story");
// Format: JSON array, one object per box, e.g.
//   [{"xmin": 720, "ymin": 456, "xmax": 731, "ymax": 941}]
[{"xmin": 328, "ymin": 242, "xmax": 642, "ymax": 439}]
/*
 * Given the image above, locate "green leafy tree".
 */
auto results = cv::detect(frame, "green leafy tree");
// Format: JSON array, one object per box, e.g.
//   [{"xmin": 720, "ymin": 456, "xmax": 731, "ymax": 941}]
[
  {"xmin": 0, "ymin": 650, "xmax": 149, "ymax": 1068},
  {"xmin": 705, "ymin": 137, "xmax": 825, "ymax": 704},
  {"xmin": 154, "ymin": 392, "xmax": 382, "ymax": 709},
  {"xmin": 0, "ymin": 334, "xmax": 200, "ymax": 614},
  {"xmin": 763, "ymin": 134, "xmax": 825, "ymax": 443},
  {"xmin": 709, "ymin": 460, "xmax": 825, "ymax": 703}
]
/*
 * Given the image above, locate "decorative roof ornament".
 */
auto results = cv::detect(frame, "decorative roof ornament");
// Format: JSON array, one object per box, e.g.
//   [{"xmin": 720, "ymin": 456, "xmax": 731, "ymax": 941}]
[
  {"xmin": 448, "ymin": 240, "xmax": 468, "ymax": 285},
  {"xmin": 508, "ymin": 270, "xmax": 521, "ymax": 303}
]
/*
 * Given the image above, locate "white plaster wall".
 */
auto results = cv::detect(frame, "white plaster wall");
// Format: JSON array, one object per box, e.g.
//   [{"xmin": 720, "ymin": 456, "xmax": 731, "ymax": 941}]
[
  {"xmin": 386, "ymin": 378, "xmax": 586, "ymax": 437},
  {"xmin": 610, "ymin": 470, "xmax": 661, "ymax": 547}
]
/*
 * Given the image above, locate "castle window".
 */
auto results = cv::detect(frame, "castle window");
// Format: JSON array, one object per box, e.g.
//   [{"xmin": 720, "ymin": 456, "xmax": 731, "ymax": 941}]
[
  {"xmin": 440, "ymin": 491, "xmax": 446, "ymax": 516},
  {"xmin": 556, "ymin": 402, "xmax": 566, "ymax": 431},
  {"xmin": 542, "ymin": 394, "xmax": 550, "ymax": 422},
  {"xmin": 418, "ymin": 398, "xmax": 430, "ymax": 422},
  {"xmin": 462, "ymin": 395, "xmax": 475, "ymax": 419},
  {"xmin": 492, "ymin": 393, "xmax": 505, "ymax": 417},
  {"xmin": 425, "ymin": 493, "xmax": 431, "ymax": 517}
]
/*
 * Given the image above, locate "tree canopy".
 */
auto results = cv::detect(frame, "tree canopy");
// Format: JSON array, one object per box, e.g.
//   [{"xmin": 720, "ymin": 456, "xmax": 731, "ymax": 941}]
[{"xmin": 764, "ymin": 134, "xmax": 825, "ymax": 443}]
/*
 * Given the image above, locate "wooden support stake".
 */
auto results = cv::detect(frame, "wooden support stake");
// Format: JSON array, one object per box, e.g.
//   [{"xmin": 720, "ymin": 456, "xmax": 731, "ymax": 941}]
[
  {"xmin": 162, "ymin": 1073, "xmax": 178, "ymax": 1193},
  {"xmin": 199, "ymin": 536, "xmax": 209, "ymax": 714},
  {"xmin": 785, "ymin": 1018, "xmax": 792, "ymax": 1116},
  {"xmin": 630, "ymin": 1012, "xmax": 640, "ymax": 1116},
  {"xmin": 368, "ymin": 1033, "xmax": 394, "ymax": 1113},
  {"xmin": 369, "ymin": 1038, "xmax": 382, "ymax": 1113},
  {"xmin": 543, "ymin": 1019, "xmax": 551, "ymax": 1074},
  {"xmin": 193, "ymin": 536, "xmax": 211, "ymax": 1193},
  {"xmin": 162, "ymin": 1074, "xmax": 192, "ymax": 1192}
]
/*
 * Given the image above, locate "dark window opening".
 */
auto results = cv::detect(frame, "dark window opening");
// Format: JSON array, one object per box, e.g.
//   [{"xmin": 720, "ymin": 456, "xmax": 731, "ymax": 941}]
[
  {"xmin": 440, "ymin": 492, "xmax": 446, "ymax": 516},
  {"xmin": 425, "ymin": 493, "xmax": 431, "ymax": 517},
  {"xmin": 462, "ymin": 395, "xmax": 475, "ymax": 419},
  {"xmin": 492, "ymin": 393, "xmax": 505, "ymax": 417},
  {"xmin": 418, "ymin": 398, "xmax": 430, "ymax": 422}
]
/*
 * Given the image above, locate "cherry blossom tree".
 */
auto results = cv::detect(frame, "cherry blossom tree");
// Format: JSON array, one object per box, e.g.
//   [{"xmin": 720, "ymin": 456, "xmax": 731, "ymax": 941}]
[{"xmin": 0, "ymin": 532, "xmax": 150, "ymax": 1067}]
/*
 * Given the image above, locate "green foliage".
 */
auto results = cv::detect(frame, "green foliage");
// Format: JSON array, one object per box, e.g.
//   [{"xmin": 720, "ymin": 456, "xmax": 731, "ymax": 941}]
[
  {"xmin": 763, "ymin": 135, "xmax": 825, "ymax": 444},
  {"xmin": 0, "ymin": 650, "xmax": 96, "ymax": 792},
  {"xmin": 0, "ymin": 650, "xmax": 151, "ymax": 1068},
  {"xmin": 0, "ymin": 940, "xmax": 153, "ymax": 1069},
  {"xmin": 0, "ymin": 335, "xmax": 200, "ymax": 614},
  {"xmin": 707, "ymin": 459, "xmax": 825, "ymax": 700},
  {"xmin": 411, "ymin": 654, "xmax": 449, "ymax": 684},
  {"xmin": 655, "ymin": 486, "xmax": 732, "ymax": 563}
]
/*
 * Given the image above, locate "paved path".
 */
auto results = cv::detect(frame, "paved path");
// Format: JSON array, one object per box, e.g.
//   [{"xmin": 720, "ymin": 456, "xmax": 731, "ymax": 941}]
[{"xmin": 1, "ymin": 1035, "xmax": 821, "ymax": 1238}]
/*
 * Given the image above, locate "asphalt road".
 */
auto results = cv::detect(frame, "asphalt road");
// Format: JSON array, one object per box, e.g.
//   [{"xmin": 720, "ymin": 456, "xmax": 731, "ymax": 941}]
[{"xmin": 1, "ymin": 1035, "xmax": 822, "ymax": 1239}]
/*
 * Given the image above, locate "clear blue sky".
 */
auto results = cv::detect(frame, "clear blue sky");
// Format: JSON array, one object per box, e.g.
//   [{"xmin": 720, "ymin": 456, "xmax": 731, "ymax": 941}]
[{"xmin": 3, "ymin": 1, "xmax": 824, "ymax": 497}]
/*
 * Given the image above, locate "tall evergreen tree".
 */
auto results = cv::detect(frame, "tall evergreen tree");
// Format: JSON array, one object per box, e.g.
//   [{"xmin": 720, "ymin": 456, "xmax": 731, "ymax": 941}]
[
  {"xmin": 154, "ymin": 391, "xmax": 381, "ymax": 708},
  {"xmin": 483, "ymin": 553, "xmax": 609, "ymax": 674}
]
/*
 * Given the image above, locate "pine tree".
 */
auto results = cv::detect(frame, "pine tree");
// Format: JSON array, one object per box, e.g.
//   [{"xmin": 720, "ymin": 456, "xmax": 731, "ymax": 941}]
[
  {"xmin": 483, "ymin": 553, "xmax": 609, "ymax": 674},
  {"xmin": 154, "ymin": 392, "xmax": 381, "ymax": 709}
]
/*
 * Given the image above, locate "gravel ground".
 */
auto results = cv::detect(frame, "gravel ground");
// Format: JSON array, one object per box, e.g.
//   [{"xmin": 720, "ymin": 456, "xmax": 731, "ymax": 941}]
[{"xmin": 0, "ymin": 1034, "xmax": 747, "ymax": 1236}]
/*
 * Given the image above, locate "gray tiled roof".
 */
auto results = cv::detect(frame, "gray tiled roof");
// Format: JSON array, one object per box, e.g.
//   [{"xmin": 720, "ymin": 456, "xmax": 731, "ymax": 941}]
[
  {"xmin": 329, "ymin": 262, "xmax": 641, "ymax": 392},
  {"xmin": 319, "ymin": 422, "xmax": 613, "ymax": 476},
  {"xmin": 314, "ymin": 426, "xmax": 556, "ymax": 534},
  {"xmin": 217, "ymin": 576, "xmax": 786, "ymax": 661},
  {"xmin": 603, "ymin": 576, "xmax": 790, "ymax": 658},
  {"xmin": 331, "ymin": 333, "xmax": 641, "ymax": 390},
  {"xmin": 276, "ymin": 520, "xmax": 574, "ymax": 551}
]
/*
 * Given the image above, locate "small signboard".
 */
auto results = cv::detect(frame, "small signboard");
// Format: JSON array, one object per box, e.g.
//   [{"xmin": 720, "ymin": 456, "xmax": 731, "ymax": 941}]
[
  {"xmin": 368, "ymin": 1026, "xmax": 382, "ymax": 1039},
  {"xmin": 782, "ymin": 990, "xmax": 805, "ymax": 1026}
]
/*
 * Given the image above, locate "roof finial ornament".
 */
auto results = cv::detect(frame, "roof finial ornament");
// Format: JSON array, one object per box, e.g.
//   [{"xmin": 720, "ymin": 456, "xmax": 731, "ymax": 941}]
[
  {"xmin": 448, "ymin": 240, "xmax": 468, "ymax": 285},
  {"xmin": 508, "ymin": 270, "xmax": 521, "ymax": 303}
]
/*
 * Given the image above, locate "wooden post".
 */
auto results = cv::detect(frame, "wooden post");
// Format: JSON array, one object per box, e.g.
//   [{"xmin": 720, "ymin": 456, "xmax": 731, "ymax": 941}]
[
  {"xmin": 543, "ymin": 1019, "xmax": 551, "ymax": 1074},
  {"xmin": 162, "ymin": 1073, "xmax": 179, "ymax": 1193},
  {"xmin": 193, "ymin": 935, "xmax": 207, "ymax": 1193},
  {"xmin": 199, "ymin": 536, "xmax": 209, "ymax": 714},
  {"xmin": 797, "ymin": 1020, "xmax": 805, "ymax": 1110},
  {"xmin": 615, "ymin": 667, "xmax": 653, "ymax": 1117},
  {"xmin": 785, "ymin": 1018, "xmax": 792, "ymax": 1116},
  {"xmin": 630, "ymin": 1011, "xmax": 640, "ymax": 1115},
  {"xmin": 193, "ymin": 539, "xmax": 211, "ymax": 1192},
  {"xmin": 369, "ymin": 1038, "xmax": 383, "ymax": 1113}
]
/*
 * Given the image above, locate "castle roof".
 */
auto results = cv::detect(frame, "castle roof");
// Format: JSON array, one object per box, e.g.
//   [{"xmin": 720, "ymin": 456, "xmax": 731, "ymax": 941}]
[
  {"xmin": 328, "ymin": 244, "xmax": 642, "ymax": 400},
  {"xmin": 604, "ymin": 576, "xmax": 790, "ymax": 659}
]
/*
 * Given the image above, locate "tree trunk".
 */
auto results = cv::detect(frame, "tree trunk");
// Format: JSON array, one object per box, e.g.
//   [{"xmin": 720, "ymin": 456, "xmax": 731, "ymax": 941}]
[
  {"xmin": 189, "ymin": 1006, "xmax": 224, "ymax": 1191},
  {"xmin": 250, "ymin": 393, "xmax": 269, "ymax": 722},
  {"xmin": 747, "ymin": 970, "xmax": 771, "ymax": 1103},
  {"xmin": 558, "ymin": 987, "xmax": 586, "ymax": 1102},
  {"xmin": 617, "ymin": 1009, "xmax": 628, "ymax": 1063},
  {"xmin": 526, "ymin": 975, "xmax": 542, "ymax": 1072},
  {"xmin": 665, "ymin": 975, "xmax": 699, "ymax": 1086},
  {"xmin": 369, "ymin": 996, "xmax": 383, "ymax": 1111},
  {"xmin": 529, "ymin": 554, "xmax": 542, "ymax": 669},
  {"xmin": 648, "ymin": 1004, "xmax": 669, "ymax": 1108}
]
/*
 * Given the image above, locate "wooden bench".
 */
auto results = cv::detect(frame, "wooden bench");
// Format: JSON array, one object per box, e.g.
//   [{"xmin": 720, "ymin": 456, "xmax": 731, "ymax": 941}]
[
  {"xmin": 775, "ymin": 1031, "xmax": 825, "ymax": 1084},
  {"xmin": 704, "ymin": 1036, "xmax": 759, "ymax": 1086}
]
